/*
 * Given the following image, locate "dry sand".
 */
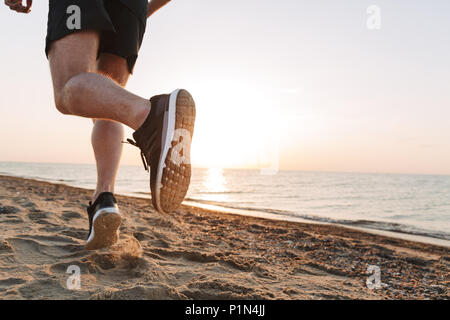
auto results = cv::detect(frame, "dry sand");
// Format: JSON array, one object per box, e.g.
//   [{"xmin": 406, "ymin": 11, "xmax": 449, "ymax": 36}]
[{"xmin": 0, "ymin": 175, "xmax": 448, "ymax": 300}]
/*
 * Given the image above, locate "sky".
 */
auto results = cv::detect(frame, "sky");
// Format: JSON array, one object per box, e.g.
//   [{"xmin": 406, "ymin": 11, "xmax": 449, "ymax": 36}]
[{"xmin": 1, "ymin": 0, "xmax": 450, "ymax": 175}]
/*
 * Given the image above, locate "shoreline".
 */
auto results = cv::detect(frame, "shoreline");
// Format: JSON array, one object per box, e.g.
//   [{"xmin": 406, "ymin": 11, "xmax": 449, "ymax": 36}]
[
  {"xmin": 0, "ymin": 175, "xmax": 448, "ymax": 299},
  {"xmin": 182, "ymin": 201, "xmax": 450, "ymax": 248},
  {"xmin": 1, "ymin": 172, "xmax": 448, "ymax": 248}
]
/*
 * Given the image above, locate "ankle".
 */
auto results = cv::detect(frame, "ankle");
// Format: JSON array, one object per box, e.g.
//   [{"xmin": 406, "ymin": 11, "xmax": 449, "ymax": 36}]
[{"xmin": 92, "ymin": 187, "xmax": 114, "ymax": 202}]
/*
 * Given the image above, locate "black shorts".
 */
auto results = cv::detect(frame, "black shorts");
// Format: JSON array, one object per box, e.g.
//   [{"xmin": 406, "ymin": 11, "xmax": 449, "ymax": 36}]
[{"xmin": 45, "ymin": 0, "xmax": 148, "ymax": 73}]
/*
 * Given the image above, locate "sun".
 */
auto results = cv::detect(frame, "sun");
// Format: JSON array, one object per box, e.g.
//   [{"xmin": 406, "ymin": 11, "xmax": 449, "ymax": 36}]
[{"xmin": 186, "ymin": 79, "xmax": 281, "ymax": 170}]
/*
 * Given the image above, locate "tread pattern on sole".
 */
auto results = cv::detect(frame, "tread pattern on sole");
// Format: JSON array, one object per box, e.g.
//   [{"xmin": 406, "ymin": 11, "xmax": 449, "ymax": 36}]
[
  {"xmin": 85, "ymin": 212, "xmax": 122, "ymax": 251},
  {"xmin": 159, "ymin": 89, "xmax": 196, "ymax": 213}
]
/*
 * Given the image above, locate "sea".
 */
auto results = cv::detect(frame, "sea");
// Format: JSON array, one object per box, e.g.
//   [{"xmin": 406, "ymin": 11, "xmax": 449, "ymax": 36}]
[{"xmin": 0, "ymin": 162, "xmax": 449, "ymax": 245}]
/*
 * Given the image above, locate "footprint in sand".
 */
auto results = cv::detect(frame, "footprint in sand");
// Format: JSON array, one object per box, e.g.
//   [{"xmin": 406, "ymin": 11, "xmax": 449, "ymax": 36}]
[
  {"xmin": 18, "ymin": 234, "xmax": 79, "ymax": 245},
  {"xmin": 18, "ymin": 278, "xmax": 71, "ymax": 300},
  {"xmin": 7, "ymin": 238, "xmax": 64, "ymax": 265}
]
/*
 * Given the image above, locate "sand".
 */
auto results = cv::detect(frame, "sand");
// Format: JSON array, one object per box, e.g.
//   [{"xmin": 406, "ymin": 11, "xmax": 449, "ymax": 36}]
[{"xmin": 0, "ymin": 175, "xmax": 448, "ymax": 300}]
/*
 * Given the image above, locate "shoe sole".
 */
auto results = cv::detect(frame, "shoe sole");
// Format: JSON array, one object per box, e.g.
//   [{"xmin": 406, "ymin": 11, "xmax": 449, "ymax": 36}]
[
  {"xmin": 154, "ymin": 89, "xmax": 196, "ymax": 214},
  {"xmin": 85, "ymin": 208, "xmax": 122, "ymax": 250}
]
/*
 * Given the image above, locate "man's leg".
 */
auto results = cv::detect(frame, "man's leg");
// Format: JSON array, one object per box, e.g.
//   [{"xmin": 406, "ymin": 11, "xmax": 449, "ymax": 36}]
[
  {"xmin": 47, "ymin": 31, "xmax": 146, "ymax": 249},
  {"xmin": 48, "ymin": 31, "xmax": 150, "ymax": 130},
  {"xmin": 48, "ymin": 30, "xmax": 196, "ymax": 218},
  {"xmin": 90, "ymin": 53, "xmax": 130, "ymax": 202}
]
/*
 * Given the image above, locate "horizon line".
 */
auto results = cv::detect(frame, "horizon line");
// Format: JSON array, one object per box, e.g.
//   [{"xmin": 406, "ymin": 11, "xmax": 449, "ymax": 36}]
[{"xmin": 0, "ymin": 160, "xmax": 449, "ymax": 178}]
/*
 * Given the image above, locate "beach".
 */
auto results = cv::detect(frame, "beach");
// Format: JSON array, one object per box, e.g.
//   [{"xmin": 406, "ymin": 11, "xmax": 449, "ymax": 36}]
[{"xmin": 0, "ymin": 175, "xmax": 448, "ymax": 300}]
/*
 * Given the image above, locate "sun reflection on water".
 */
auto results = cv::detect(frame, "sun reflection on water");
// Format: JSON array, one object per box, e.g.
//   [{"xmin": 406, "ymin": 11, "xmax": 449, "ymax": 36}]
[{"xmin": 202, "ymin": 168, "xmax": 229, "ymax": 202}]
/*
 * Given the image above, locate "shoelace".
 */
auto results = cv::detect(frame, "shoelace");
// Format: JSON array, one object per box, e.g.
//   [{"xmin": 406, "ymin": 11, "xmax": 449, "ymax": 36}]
[{"xmin": 122, "ymin": 139, "xmax": 149, "ymax": 172}]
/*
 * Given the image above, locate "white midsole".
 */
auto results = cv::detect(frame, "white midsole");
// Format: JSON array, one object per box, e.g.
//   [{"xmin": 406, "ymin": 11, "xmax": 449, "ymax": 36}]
[
  {"xmin": 154, "ymin": 89, "xmax": 179, "ymax": 214},
  {"xmin": 86, "ymin": 207, "xmax": 121, "ymax": 244}
]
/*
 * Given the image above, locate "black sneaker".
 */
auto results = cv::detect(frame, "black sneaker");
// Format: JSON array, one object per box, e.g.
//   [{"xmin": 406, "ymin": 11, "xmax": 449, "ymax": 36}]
[
  {"xmin": 128, "ymin": 89, "xmax": 196, "ymax": 214},
  {"xmin": 85, "ymin": 192, "xmax": 122, "ymax": 250}
]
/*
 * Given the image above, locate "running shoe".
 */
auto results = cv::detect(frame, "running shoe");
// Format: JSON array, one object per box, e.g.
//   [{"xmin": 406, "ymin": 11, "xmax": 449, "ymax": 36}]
[
  {"xmin": 85, "ymin": 192, "xmax": 122, "ymax": 250},
  {"xmin": 127, "ymin": 89, "xmax": 196, "ymax": 214}
]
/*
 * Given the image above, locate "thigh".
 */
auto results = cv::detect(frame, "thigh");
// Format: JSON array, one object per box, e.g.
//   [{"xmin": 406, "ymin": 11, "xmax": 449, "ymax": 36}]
[
  {"xmin": 48, "ymin": 31, "xmax": 100, "ymax": 99},
  {"xmin": 46, "ymin": 0, "xmax": 114, "ymax": 96},
  {"xmin": 100, "ymin": 0, "xmax": 147, "ymax": 74}
]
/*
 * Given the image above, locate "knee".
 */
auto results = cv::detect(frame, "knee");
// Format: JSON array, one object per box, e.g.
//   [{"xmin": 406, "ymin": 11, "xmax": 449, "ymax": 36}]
[
  {"xmin": 53, "ymin": 94, "xmax": 71, "ymax": 115},
  {"xmin": 53, "ymin": 74, "xmax": 85, "ymax": 115}
]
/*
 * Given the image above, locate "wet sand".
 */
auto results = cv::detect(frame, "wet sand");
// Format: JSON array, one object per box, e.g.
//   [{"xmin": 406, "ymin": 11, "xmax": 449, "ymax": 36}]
[{"xmin": 0, "ymin": 175, "xmax": 448, "ymax": 299}]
